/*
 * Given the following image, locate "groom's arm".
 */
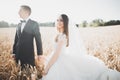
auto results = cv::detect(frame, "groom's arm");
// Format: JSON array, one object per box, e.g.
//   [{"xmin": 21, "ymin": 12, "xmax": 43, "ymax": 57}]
[
  {"xmin": 12, "ymin": 30, "xmax": 18, "ymax": 58},
  {"xmin": 13, "ymin": 31, "xmax": 18, "ymax": 55},
  {"xmin": 33, "ymin": 21, "xmax": 43, "ymax": 55}
]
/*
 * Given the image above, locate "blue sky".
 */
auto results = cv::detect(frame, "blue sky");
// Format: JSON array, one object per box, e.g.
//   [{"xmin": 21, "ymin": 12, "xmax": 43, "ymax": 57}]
[{"xmin": 0, "ymin": 0, "xmax": 120, "ymax": 24}]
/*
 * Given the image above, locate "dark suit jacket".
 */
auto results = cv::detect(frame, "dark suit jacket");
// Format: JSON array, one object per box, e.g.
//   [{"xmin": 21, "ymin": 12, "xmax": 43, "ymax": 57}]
[{"xmin": 13, "ymin": 19, "xmax": 43, "ymax": 66}]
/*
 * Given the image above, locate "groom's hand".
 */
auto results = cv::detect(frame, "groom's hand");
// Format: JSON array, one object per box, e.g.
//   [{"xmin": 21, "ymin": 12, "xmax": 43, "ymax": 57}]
[
  {"xmin": 37, "ymin": 55, "xmax": 46, "ymax": 64},
  {"xmin": 42, "ymin": 67, "xmax": 49, "ymax": 76},
  {"xmin": 37, "ymin": 55, "xmax": 42, "ymax": 61},
  {"xmin": 38, "ymin": 55, "xmax": 45, "ymax": 60},
  {"xmin": 12, "ymin": 54, "xmax": 16, "ymax": 60}
]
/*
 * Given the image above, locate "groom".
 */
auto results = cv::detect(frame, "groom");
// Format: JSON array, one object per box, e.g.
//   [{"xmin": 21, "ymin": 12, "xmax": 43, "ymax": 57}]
[{"xmin": 12, "ymin": 5, "xmax": 43, "ymax": 67}]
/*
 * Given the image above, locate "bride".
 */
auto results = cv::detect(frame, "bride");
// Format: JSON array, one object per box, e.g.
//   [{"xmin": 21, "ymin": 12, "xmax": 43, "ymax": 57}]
[{"xmin": 41, "ymin": 14, "xmax": 120, "ymax": 80}]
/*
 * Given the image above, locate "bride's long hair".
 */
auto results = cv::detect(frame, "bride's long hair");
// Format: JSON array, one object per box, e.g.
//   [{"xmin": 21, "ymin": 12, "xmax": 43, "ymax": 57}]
[
  {"xmin": 55, "ymin": 14, "xmax": 69, "ymax": 47},
  {"xmin": 61, "ymin": 14, "xmax": 69, "ymax": 47}
]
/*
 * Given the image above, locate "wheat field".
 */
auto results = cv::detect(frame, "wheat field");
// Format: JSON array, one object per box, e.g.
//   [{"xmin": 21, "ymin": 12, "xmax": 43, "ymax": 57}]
[{"xmin": 0, "ymin": 25, "xmax": 120, "ymax": 79}]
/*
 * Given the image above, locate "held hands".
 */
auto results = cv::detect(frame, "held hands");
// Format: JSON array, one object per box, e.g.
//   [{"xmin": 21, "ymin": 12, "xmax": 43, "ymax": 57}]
[
  {"xmin": 36, "ymin": 55, "xmax": 50, "ymax": 76},
  {"xmin": 41, "ymin": 57, "xmax": 50, "ymax": 76},
  {"xmin": 42, "ymin": 66, "xmax": 49, "ymax": 76},
  {"xmin": 38, "ymin": 55, "xmax": 50, "ymax": 76},
  {"xmin": 35, "ymin": 55, "xmax": 46, "ymax": 68}
]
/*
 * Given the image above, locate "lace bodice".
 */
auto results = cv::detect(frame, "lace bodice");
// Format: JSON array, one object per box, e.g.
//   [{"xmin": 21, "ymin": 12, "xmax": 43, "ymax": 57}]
[
  {"xmin": 46, "ymin": 33, "xmax": 67, "ymax": 61},
  {"xmin": 54, "ymin": 33, "xmax": 67, "ymax": 55},
  {"xmin": 57, "ymin": 33, "xmax": 67, "ymax": 45}
]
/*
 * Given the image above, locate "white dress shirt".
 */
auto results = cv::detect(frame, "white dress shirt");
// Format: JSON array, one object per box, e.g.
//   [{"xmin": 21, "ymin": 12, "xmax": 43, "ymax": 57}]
[{"xmin": 21, "ymin": 18, "xmax": 29, "ymax": 33}]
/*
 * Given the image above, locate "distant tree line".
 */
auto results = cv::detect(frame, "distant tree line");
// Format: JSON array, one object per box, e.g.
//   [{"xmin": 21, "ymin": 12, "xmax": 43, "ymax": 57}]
[
  {"xmin": 0, "ymin": 21, "xmax": 17, "ymax": 28},
  {"xmin": 78, "ymin": 19, "xmax": 120, "ymax": 27},
  {"xmin": 0, "ymin": 21, "xmax": 55, "ymax": 28},
  {"xmin": 0, "ymin": 19, "xmax": 120, "ymax": 28},
  {"xmin": 39, "ymin": 22, "xmax": 55, "ymax": 27}
]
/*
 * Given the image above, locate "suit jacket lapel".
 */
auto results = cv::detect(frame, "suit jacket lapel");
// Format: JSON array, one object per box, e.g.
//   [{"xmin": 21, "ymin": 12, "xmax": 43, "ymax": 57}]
[{"xmin": 21, "ymin": 19, "xmax": 31, "ymax": 34}]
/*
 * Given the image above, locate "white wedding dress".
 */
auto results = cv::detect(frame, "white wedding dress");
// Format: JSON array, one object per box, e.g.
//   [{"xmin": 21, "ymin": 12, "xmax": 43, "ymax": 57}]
[{"xmin": 42, "ymin": 26, "xmax": 120, "ymax": 80}]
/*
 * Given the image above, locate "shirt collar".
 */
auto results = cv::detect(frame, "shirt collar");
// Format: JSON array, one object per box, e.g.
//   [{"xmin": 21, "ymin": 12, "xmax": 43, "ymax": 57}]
[{"xmin": 20, "ymin": 17, "xmax": 30, "ymax": 23}]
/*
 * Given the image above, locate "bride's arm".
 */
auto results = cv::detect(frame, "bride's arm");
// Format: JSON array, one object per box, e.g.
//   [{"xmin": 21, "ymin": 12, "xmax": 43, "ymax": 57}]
[{"xmin": 43, "ymin": 39, "xmax": 64, "ymax": 75}]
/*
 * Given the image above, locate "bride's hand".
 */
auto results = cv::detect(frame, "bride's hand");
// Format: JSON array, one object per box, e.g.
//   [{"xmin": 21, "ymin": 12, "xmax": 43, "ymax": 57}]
[{"xmin": 42, "ymin": 67, "xmax": 49, "ymax": 76}]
